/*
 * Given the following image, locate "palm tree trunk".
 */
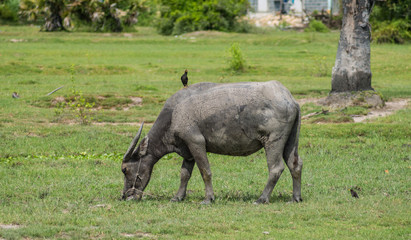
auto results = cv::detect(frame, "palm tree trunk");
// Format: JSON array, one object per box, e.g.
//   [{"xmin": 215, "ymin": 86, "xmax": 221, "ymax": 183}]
[{"xmin": 43, "ymin": 0, "xmax": 65, "ymax": 31}]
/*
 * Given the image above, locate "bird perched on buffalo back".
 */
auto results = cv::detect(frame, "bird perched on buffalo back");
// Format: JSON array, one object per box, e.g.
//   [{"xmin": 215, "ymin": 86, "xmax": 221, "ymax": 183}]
[{"xmin": 181, "ymin": 69, "xmax": 188, "ymax": 87}]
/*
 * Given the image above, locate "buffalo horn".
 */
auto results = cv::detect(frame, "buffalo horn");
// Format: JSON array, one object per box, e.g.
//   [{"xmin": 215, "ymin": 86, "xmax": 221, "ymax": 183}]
[{"xmin": 123, "ymin": 122, "xmax": 144, "ymax": 160}]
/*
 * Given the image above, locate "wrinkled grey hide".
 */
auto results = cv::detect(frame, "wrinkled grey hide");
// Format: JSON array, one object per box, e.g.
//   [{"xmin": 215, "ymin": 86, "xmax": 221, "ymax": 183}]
[{"xmin": 122, "ymin": 81, "xmax": 302, "ymax": 204}]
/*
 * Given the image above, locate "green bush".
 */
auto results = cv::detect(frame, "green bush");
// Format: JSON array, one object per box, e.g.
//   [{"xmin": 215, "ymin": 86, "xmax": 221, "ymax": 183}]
[
  {"xmin": 0, "ymin": 0, "xmax": 19, "ymax": 21},
  {"xmin": 370, "ymin": 0, "xmax": 411, "ymax": 23},
  {"xmin": 304, "ymin": 19, "xmax": 330, "ymax": 33},
  {"xmin": 156, "ymin": 0, "xmax": 250, "ymax": 35},
  {"xmin": 369, "ymin": 0, "xmax": 411, "ymax": 44},
  {"xmin": 228, "ymin": 43, "xmax": 246, "ymax": 72},
  {"xmin": 373, "ymin": 20, "xmax": 411, "ymax": 44}
]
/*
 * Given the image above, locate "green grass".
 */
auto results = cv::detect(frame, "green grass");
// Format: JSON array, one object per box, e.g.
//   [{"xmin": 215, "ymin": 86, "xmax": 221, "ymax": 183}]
[{"xmin": 0, "ymin": 25, "xmax": 410, "ymax": 239}]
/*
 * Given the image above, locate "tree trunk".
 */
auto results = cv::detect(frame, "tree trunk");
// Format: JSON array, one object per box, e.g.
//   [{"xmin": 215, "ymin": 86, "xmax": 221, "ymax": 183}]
[
  {"xmin": 43, "ymin": 1, "xmax": 65, "ymax": 32},
  {"xmin": 331, "ymin": 0, "xmax": 375, "ymax": 92}
]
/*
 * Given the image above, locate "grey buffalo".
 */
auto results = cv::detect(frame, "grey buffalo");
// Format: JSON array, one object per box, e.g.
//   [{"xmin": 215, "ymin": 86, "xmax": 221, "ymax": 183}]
[{"xmin": 121, "ymin": 81, "xmax": 303, "ymax": 204}]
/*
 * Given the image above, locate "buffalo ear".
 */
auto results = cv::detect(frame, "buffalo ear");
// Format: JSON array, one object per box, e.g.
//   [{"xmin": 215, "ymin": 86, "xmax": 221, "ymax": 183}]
[{"xmin": 139, "ymin": 136, "xmax": 149, "ymax": 156}]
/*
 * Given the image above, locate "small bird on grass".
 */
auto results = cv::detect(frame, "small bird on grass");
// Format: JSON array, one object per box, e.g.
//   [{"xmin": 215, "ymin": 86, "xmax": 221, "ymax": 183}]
[
  {"xmin": 181, "ymin": 69, "xmax": 188, "ymax": 88},
  {"xmin": 12, "ymin": 92, "xmax": 20, "ymax": 98},
  {"xmin": 350, "ymin": 189, "xmax": 359, "ymax": 198}
]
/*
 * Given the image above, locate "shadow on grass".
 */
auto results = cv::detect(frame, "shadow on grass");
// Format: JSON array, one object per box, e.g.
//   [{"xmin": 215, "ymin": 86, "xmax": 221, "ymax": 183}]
[{"xmin": 136, "ymin": 190, "xmax": 291, "ymax": 203}]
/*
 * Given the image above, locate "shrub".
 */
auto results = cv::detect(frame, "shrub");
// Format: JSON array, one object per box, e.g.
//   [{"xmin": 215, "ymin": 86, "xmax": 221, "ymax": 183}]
[
  {"xmin": 228, "ymin": 43, "xmax": 246, "ymax": 72},
  {"xmin": 0, "ymin": 0, "xmax": 19, "ymax": 21},
  {"xmin": 373, "ymin": 20, "xmax": 411, "ymax": 44},
  {"xmin": 305, "ymin": 19, "xmax": 330, "ymax": 33},
  {"xmin": 54, "ymin": 65, "xmax": 96, "ymax": 124},
  {"xmin": 156, "ymin": 0, "xmax": 250, "ymax": 35},
  {"xmin": 369, "ymin": 0, "xmax": 411, "ymax": 44}
]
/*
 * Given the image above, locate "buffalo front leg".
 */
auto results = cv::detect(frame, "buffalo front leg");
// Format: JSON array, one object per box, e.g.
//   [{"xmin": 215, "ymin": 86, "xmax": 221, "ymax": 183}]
[
  {"xmin": 255, "ymin": 140, "xmax": 286, "ymax": 204},
  {"xmin": 171, "ymin": 158, "xmax": 195, "ymax": 202},
  {"xmin": 185, "ymin": 135, "xmax": 214, "ymax": 205}
]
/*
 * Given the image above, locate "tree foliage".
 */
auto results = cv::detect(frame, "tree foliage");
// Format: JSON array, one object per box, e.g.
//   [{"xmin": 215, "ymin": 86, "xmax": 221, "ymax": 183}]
[
  {"xmin": 371, "ymin": 0, "xmax": 411, "ymax": 44},
  {"xmin": 304, "ymin": 19, "xmax": 330, "ymax": 33},
  {"xmin": 371, "ymin": 0, "xmax": 410, "ymax": 22},
  {"xmin": 20, "ymin": 0, "xmax": 68, "ymax": 31},
  {"xmin": 156, "ymin": 0, "xmax": 250, "ymax": 35},
  {"xmin": 227, "ymin": 42, "xmax": 246, "ymax": 72},
  {"xmin": 19, "ymin": 0, "xmax": 148, "ymax": 32},
  {"xmin": 0, "ymin": 0, "xmax": 19, "ymax": 21},
  {"xmin": 373, "ymin": 19, "xmax": 411, "ymax": 44}
]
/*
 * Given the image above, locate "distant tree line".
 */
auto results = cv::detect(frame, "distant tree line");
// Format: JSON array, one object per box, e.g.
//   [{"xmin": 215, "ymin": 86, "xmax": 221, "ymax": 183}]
[
  {"xmin": 0, "ymin": 0, "xmax": 250, "ymax": 34},
  {"xmin": 0, "ymin": 0, "xmax": 409, "ymax": 42}
]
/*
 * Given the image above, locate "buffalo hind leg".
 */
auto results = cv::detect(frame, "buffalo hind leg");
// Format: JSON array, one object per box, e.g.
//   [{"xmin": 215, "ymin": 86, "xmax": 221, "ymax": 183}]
[
  {"xmin": 255, "ymin": 140, "xmax": 286, "ymax": 204},
  {"xmin": 284, "ymin": 147, "xmax": 303, "ymax": 202},
  {"xmin": 171, "ymin": 158, "xmax": 195, "ymax": 202}
]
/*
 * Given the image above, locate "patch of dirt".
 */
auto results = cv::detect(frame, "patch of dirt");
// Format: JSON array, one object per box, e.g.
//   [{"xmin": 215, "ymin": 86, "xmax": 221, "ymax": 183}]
[
  {"xmin": 182, "ymin": 31, "xmax": 229, "ymax": 37},
  {"xmin": 13, "ymin": 132, "xmax": 44, "ymax": 137},
  {"xmin": 51, "ymin": 96, "xmax": 65, "ymax": 105},
  {"xmin": 52, "ymin": 95, "xmax": 142, "ymax": 111},
  {"xmin": 298, "ymin": 97, "xmax": 409, "ymax": 123},
  {"xmin": 120, "ymin": 231, "xmax": 155, "ymax": 238},
  {"xmin": 319, "ymin": 91, "xmax": 385, "ymax": 109},
  {"xmin": 352, "ymin": 99, "xmax": 409, "ymax": 123},
  {"xmin": 95, "ymin": 95, "xmax": 142, "ymax": 111},
  {"xmin": 27, "ymin": 132, "xmax": 43, "ymax": 137},
  {"xmin": 0, "ymin": 224, "xmax": 22, "ymax": 229},
  {"xmin": 10, "ymin": 39, "xmax": 25, "ymax": 43},
  {"xmin": 55, "ymin": 232, "xmax": 71, "ymax": 239},
  {"xmin": 90, "ymin": 204, "xmax": 112, "ymax": 210},
  {"xmin": 246, "ymin": 14, "xmax": 306, "ymax": 28},
  {"xmin": 123, "ymin": 97, "xmax": 142, "ymax": 111}
]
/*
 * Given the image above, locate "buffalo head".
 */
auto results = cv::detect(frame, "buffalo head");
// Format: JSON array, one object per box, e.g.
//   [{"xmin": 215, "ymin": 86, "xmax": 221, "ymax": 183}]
[{"xmin": 121, "ymin": 122, "xmax": 154, "ymax": 201}]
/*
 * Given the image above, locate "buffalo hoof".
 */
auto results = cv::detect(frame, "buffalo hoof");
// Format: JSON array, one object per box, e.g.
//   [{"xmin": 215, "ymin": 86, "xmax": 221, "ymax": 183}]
[
  {"xmin": 253, "ymin": 198, "xmax": 269, "ymax": 205},
  {"xmin": 170, "ymin": 196, "xmax": 185, "ymax": 202},
  {"xmin": 200, "ymin": 200, "xmax": 212, "ymax": 205},
  {"xmin": 293, "ymin": 196, "xmax": 303, "ymax": 203},
  {"xmin": 125, "ymin": 194, "xmax": 142, "ymax": 201},
  {"xmin": 200, "ymin": 197, "xmax": 214, "ymax": 205}
]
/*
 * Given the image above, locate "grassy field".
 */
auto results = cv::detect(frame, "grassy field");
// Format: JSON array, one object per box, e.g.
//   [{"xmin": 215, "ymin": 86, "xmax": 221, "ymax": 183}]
[{"xmin": 0, "ymin": 25, "xmax": 410, "ymax": 239}]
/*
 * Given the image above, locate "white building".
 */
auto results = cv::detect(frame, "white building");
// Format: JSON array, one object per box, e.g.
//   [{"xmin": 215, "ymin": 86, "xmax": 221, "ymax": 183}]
[{"xmin": 249, "ymin": 0, "xmax": 338, "ymax": 15}]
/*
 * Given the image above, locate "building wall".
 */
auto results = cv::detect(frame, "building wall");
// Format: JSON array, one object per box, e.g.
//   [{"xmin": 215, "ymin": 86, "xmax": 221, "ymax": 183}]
[
  {"xmin": 249, "ymin": 0, "xmax": 258, "ymax": 12},
  {"xmin": 304, "ymin": 0, "xmax": 329, "ymax": 13},
  {"xmin": 250, "ymin": 0, "xmax": 336, "ymax": 14},
  {"xmin": 250, "ymin": 0, "xmax": 282, "ymax": 13}
]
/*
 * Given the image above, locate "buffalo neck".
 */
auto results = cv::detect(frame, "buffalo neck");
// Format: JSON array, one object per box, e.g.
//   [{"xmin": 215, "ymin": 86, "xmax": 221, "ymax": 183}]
[{"xmin": 146, "ymin": 108, "xmax": 174, "ymax": 160}]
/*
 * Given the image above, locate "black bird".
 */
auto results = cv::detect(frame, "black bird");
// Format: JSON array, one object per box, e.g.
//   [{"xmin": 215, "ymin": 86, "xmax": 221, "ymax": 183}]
[
  {"xmin": 181, "ymin": 69, "xmax": 188, "ymax": 87},
  {"xmin": 12, "ymin": 92, "xmax": 20, "ymax": 98},
  {"xmin": 350, "ymin": 189, "xmax": 359, "ymax": 198}
]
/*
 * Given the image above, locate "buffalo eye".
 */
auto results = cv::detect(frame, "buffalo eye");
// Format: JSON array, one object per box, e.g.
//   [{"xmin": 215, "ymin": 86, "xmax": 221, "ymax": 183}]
[{"xmin": 122, "ymin": 168, "xmax": 127, "ymax": 174}]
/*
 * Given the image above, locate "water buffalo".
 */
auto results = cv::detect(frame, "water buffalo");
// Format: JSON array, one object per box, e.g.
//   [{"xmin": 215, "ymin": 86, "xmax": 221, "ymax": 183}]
[{"xmin": 121, "ymin": 81, "xmax": 302, "ymax": 204}]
